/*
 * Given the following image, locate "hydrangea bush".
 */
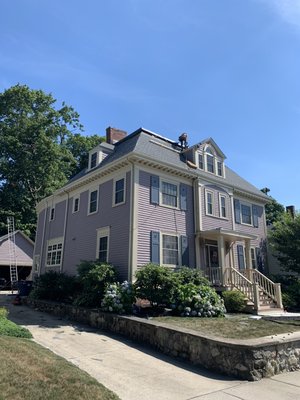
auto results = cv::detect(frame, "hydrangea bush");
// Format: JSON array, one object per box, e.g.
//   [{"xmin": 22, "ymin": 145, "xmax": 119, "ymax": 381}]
[
  {"xmin": 171, "ymin": 283, "xmax": 226, "ymax": 317},
  {"xmin": 101, "ymin": 281, "xmax": 135, "ymax": 314}
]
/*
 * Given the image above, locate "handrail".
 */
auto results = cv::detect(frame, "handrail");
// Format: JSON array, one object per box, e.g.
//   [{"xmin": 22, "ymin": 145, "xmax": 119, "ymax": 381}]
[
  {"xmin": 249, "ymin": 269, "xmax": 277, "ymax": 303},
  {"xmin": 224, "ymin": 267, "xmax": 254, "ymax": 303}
]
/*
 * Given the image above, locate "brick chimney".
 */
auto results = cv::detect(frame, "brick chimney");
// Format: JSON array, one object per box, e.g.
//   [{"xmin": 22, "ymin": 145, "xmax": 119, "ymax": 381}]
[
  {"xmin": 106, "ymin": 127, "xmax": 127, "ymax": 144},
  {"xmin": 286, "ymin": 205, "xmax": 295, "ymax": 219}
]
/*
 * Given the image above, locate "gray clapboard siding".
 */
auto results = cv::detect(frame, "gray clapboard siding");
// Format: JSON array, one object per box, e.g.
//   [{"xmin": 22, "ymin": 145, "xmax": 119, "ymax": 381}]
[
  {"xmin": 137, "ymin": 170, "xmax": 195, "ymax": 267},
  {"xmin": 201, "ymin": 185, "xmax": 233, "ymax": 231},
  {"xmin": 62, "ymin": 172, "xmax": 131, "ymax": 280}
]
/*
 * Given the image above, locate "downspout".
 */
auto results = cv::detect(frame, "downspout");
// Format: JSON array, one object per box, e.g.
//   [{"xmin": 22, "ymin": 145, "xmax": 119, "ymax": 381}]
[
  {"xmin": 61, "ymin": 190, "xmax": 70, "ymax": 273},
  {"xmin": 39, "ymin": 199, "xmax": 48, "ymax": 277},
  {"xmin": 193, "ymin": 177, "xmax": 201, "ymax": 269},
  {"xmin": 127, "ymin": 158, "xmax": 138, "ymax": 282}
]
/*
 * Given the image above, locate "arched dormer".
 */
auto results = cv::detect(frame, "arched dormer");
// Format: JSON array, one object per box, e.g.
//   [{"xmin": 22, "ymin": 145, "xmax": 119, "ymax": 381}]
[{"xmin": 196, "ymin": 138, "xmax": 226, "ymax": 178}]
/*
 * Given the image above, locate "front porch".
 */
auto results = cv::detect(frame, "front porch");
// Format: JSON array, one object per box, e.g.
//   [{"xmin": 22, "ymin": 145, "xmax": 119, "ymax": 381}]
[{"xmin": 195, "ymin": 228, "xmax": 283, "ymax": 312}]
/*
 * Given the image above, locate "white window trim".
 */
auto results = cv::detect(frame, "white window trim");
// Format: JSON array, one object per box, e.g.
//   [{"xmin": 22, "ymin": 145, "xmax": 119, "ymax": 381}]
[
  {"xmin": 159, "ymin": 179, "xmax": 180, "ymax": 210},
  {"xmin": 196, "ymin": 146, "xmax": 225, "ymax": 178},
  {"xmin": 46, "ymin": 237, "xmax": 64, "ymax": 267},
  {"xmin": 250, "ymin": 247, "xmax": 257, "ymax": 269},
  {"xmin": 240, "ymin": 201, "xmax": 253, "ymax": 226},
  {"xmin": 88, "ymin": 188, "xmax": 99, "ymax": 215},
  {"xmin": 160, "ymin": 232, "xmax": 181, "ymax": 268},
  {"xmin": 72, "ymin": 195, "xmax": 80, "ymax": 214},
  {"xmin": 218, "ymin": 193, "xmax": 228, "ymax": 219},
  {"xmin": 112, "ymin": 174, "xmax": 126, "ymax": 207},
  {"xmin": 205, "ymin": 189, "xmax": 214, "ymax": 216},
  {"xmin": 96, "ymin": 226, "xmax": 110, "ymax": 262},
  {"xmin": 49, "ymin": 207, "xmax": 55, "ymax": 222}
]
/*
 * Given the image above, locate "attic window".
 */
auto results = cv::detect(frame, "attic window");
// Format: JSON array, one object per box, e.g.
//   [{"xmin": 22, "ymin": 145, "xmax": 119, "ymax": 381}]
[
  {"xmin": 90, "ymin": 152, "xmax": 97, "ymax": 169},
  {"xmin": 197, "ymin": 144, "xmax": 225, "ymax": 178}
]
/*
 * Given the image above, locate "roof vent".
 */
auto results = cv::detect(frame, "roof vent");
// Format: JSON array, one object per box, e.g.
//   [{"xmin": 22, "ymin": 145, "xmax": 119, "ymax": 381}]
[{"xmin": 178, "ymin": 133, "xmax": 188, "ymax": 149}]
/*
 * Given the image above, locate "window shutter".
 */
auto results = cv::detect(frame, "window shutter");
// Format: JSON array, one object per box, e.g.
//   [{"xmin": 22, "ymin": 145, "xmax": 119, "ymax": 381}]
[
  {"xmin": 252, "ymin": 205, "xmax": 259, "ymax": 228},
  {"xmin": 255, "ymin": 247, "xmax": 262, "ymax": 271},
  {"xmin": 150, "ymin": 231, "xmax": 160, "ymax": 264},
  {"xmin": 180, "ymin": 184, "xmax": 187, "ymax": 211},
  {"xmin": 181, "ymin": 235, "xmax": 189, "ymax": 266},
  {"xmin": 150, "ymin": 175, "xmax": 159, "ymax": 204},
  {"xmin": 237, "ymin": 245, "xmax": 245, "ymax": 270},
  {"xmin": 234, "ymin": 199, "xmax": 241, "ymax": 224}
]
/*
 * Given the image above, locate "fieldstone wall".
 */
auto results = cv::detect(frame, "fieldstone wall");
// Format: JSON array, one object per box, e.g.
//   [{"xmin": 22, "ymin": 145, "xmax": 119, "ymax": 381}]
[{"xmin": 26, "ymin": 298, "xmax": 300, "ymax": 381}]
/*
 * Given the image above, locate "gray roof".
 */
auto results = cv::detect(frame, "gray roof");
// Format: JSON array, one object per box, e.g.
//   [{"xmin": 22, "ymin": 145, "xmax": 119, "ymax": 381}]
[{"xmin": 66, "ymin": 128, "xmax": 268, "ymax": 201}]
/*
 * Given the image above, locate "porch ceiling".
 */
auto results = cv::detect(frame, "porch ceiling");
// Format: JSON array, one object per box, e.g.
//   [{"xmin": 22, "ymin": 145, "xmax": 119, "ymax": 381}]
[{"xmin": 196, "ymin": 228, "xmax": 257, "ymax": 242}]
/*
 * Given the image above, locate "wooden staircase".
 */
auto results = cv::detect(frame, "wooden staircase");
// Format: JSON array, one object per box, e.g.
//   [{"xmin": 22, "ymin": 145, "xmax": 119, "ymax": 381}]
[
  {"xmin": 223, "ymin": 267, "xmax": 283, "ymax": 314},
  {"xmin": 205, "ymin": 267, "xmax": 283, "ymax": 313}
]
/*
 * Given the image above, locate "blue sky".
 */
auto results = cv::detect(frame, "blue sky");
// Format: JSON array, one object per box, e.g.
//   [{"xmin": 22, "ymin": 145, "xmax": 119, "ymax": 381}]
[{"xmin": 1, "ymin": 0, "xmax": 299, "ymax": 209}]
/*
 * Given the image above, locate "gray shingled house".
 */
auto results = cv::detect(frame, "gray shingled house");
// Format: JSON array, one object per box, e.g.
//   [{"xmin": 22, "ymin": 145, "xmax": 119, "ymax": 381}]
[{"xmin": 33, "ymin": 127, "xmax": 283, "ymax": 312}]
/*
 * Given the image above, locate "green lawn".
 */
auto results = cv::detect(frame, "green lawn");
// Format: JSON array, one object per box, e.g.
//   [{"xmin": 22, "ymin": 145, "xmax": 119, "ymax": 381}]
[
  {"xmin": 0, "ymin": 306, "xmax": 119, "ymax": 400},
  {"xmin": 154, "ymin": 315, "xmax": 300, "ymax": 339},
  {"xmin": 0, "ymin": 336, "xmax": 120, "ymax": 400}
]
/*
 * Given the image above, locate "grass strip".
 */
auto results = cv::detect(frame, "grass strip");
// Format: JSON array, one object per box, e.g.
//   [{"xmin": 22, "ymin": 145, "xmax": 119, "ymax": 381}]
[
  {"xmin": 0, "ymin": 336, "xmax": 119, "ymax": 400},
  {"xmin": 154, "ymin": 316, "xmax": 300, "ymax": 339}
]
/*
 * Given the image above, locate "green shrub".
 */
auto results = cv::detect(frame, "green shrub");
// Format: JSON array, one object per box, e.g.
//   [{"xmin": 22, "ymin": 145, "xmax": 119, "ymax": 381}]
[
  {"xmin": 271, "ymin": 275, "xmax": 300, "ymax": 311},
  {"xmin": 174, "ymin": 267, "xmax": 210, "ymax": 286},
  {"xmin": 134, "ymin": 263, "xmax": 175, "ymax": 307},
  {"xmin": 101, "ymin": 281, "xmax": 135, "ymax": 314},
  {"xmin": 222, "ymin": 290, "xmax": 246, "ymax": 313},
  {"xmin": 0, "ymin": 311, "xmax": 32, "ymax": 338},
  {"xmin": 0, "ymin": 307, "xmax": 8, "ymax": 319},
  {"xmin": 171, "ymin": 283, "xmax": 225, "ymax": 317},
  {"xmin": 29, "ymin": 271, "xmax": 78, "ymax": 302},
  {"xmin": 73, "ymin": 261, "xmax": 117, "ymax": 307}
]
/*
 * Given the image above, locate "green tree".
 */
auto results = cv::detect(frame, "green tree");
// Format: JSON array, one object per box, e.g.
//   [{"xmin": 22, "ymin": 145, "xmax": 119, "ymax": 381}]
[
  {"xmin": 261, "ymin": 188, "xmax": 285, "ymax": 225},
  {"xmin": 269, "ymin": 212, "xmax": 300, "ymax": 274},
  {"xmin": 0, "ymin": 84, "xmax": 83, "ymax": 237},
  {"xmin": 65, "ymin": 133, "xmax": 104, "ymax": 177}
]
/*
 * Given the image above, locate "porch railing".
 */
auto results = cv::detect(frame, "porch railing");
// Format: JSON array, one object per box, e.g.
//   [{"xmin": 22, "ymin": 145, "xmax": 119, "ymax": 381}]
[
  {"xmin": 224, "ymin": 267, "xmax": 255, "ymax": 304},
  {"xmin": 245, "ymin": 269, "xmax": 281, "ymax": 306},
  {"xmin": 204, "ymin": 267, "xmax": 223, "ymax": 286},
  {"xmin": 208, "ymin": 267, "xmax": 283, "ymax": 310}
]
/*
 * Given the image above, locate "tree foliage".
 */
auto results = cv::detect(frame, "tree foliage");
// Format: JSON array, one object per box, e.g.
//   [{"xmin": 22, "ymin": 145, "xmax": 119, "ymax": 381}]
[
  {"xmin": 269, "ymin": 212, "xmax": 300, "ymax": 274},
  {"xmin": 261, "ymin": 188, "xmax": 285, "ymax": 225},
  {"xmin": 64, "ymin": 133, "xmax": 104, "ymax": 177},
  {"xmin": 0, "ymin": 84, "xmax": 103, "ymax": 238}
]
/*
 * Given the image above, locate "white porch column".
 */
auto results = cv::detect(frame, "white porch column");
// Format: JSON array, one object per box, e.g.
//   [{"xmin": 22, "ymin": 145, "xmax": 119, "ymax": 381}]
[
  {"xmin": 245, "ymin": 239, "xmax": 252, "ymax": 281},
  {"xmin": 195, "ymin": 236, "xmax": 201, "ymax": 269},
  {"xmin": 217, "ymin": 235, "xmax": 225, "ymax": 284}
]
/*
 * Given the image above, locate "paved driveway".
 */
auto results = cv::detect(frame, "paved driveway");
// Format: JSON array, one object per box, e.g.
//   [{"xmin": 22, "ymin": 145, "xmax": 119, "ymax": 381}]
[{"xmin": 1, "ymin": 293, "xmax": 300, "ymax": 400}]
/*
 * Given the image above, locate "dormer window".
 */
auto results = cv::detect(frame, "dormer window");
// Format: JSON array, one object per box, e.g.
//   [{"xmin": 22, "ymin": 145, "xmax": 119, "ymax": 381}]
[
  {"xmin": 90, "ymin": 152, "xmax": 97, "ymax": 169},
  {"xmin": 196, "ymin": 143, "xmax": 225, "ymax": 178},
  {"xmin": 206, "ymin": 147, "xmax": 215, "ymax": 173}
]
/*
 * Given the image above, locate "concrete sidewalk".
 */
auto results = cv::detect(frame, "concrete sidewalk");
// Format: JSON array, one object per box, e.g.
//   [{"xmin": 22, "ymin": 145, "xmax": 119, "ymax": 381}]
[{"xmin": 1, "ymin": 293, "xmax": 300, "ymax": 400}]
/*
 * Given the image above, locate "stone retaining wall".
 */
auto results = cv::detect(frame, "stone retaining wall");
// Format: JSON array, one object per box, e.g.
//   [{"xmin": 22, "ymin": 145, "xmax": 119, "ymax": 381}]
[{"xmin": 26, "ymin": 298, "xmax": 300, "ymax": 381}]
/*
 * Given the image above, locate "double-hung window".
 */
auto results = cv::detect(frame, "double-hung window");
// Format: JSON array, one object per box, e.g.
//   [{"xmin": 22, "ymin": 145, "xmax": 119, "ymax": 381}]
[
  {"xmin": 73, "ymin": 195, "xmax": 80, "ymax": 213},
  {"xmin": 96, "ymin": 227, "xmax": 110, "ymax": 263},
  {"xmin": 161, "ymin": 181, "xmax": 178, "ymax": 208},
  {"xmin": 162, "ymin": 234, "xmax": 179, "ymax": 265},
  {"xmin": 206, "ymin": 190, "xmax": 214, "ymax": 216},
  {"xmin": 219, "ymin": 195, "xmax": 227, "ymax": 218},
  {"xmin": 241, "ymin": 203, "xmax": 252, "ymax": 225},
  {"xmin": 114, "ymin": 177, "xmax": 125, "ymax": 205},
  {"xmin": 90, "ymin": 152, "xmax": 97, "ymax": 169},
  {"xmin": 89, "ymin": 189, "xmax": 98, "ymax": 214}
]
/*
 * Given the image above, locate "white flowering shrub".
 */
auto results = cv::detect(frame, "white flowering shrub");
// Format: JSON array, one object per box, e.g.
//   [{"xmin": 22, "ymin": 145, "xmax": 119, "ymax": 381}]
[
  {"xmin": 171, "ymin": 283, "xmax": 226, "ymax": 317},
  {"xmin": 101, "ymin": 281, "xmax": 135, "ymax": 314}
]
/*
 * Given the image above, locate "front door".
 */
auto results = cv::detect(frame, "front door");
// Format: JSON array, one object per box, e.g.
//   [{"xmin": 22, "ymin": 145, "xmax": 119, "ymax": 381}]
[
  {"xmin": 205, "ymin": 244, "xmax": 220, "ymax": 285},
  {"xmin": 205, "ymin": 245, "xmax": 219, "ymax": 269}
]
